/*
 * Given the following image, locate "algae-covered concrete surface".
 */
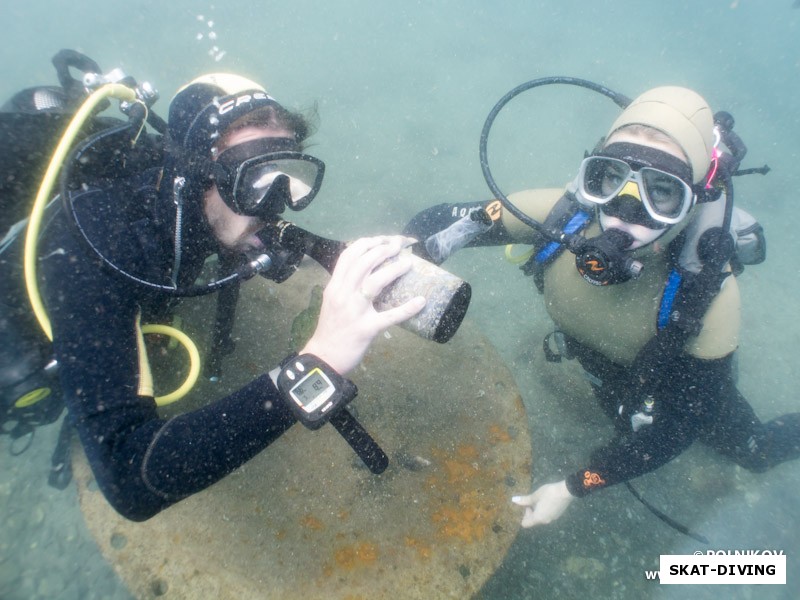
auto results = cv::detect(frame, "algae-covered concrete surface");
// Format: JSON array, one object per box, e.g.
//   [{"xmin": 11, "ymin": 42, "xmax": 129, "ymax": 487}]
[{"xmin": 74, "ymin": 261, "xmax": 532, "ymax": 599}]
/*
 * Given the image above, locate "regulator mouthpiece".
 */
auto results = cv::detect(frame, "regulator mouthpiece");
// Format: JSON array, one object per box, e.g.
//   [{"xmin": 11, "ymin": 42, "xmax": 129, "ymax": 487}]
[{"xmin": 574, "ymin": 229, "xmax": 642, "ymax": 286}]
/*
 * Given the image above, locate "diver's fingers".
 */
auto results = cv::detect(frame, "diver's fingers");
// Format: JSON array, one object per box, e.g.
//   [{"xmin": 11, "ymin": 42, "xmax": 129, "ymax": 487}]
[
  {"xmin": 511, "ymin": 490, "xmax": 540, "ymax": 507},
  {"xmin": 371, "ymin": 296, "xmax": 426, "ymax": 330},
  {"xmin": 334, "ymin": 236, "xmax": 415, "ymax": 291},
  {"xmin": 362, "ymin": 252, "xmax": 414, "ymax": 300},
  {"xmin": 515, "ymin": 481, "xmax": 573, "ymax": 528},
  {"xmin": 520, "ymin": 507, "xmax": 540, "ymax": 528}
]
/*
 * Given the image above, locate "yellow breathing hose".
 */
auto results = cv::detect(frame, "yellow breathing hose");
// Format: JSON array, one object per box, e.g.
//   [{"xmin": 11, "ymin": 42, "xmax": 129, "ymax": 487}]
[
  {"xmin": 23, "ymin": 83, "xmax": 200, "ymax": 405},
  {"xmin": 24, "ymin": 83, "xmax": 136, "ymax": 340},
  {"xmin": 504, "ymin": 244, "xmax": 535, "ymax": 265},
  {"xmin": 142, "ymin": 324, "xmax": 202, "ymax": 406}
]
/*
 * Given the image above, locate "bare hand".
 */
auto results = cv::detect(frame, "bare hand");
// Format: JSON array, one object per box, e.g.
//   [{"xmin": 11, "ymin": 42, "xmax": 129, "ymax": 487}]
[
  {"xmin": 300, "ymin": 235, "xmax": 426, "ymax": 375},
  {"xmin": 512, "ymin": 480, "xmax": 574, "ymax": 528}
]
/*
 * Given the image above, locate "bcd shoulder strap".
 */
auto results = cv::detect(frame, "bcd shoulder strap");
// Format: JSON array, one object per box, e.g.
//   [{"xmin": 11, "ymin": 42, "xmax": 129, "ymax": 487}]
[{"xmin": 520, "ymin": 192, "xmax": 593, "ymax": 292}]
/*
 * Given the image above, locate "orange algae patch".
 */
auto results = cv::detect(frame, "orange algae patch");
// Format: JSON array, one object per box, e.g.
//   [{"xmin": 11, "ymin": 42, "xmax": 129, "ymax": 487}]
[
  {"xmin": 434, "ymin": 444, "xmax": 480, "ymax": 485},
  {"xmin": 425, "ymin": 442, "xmax": 505, "ymax": 544},
  {"xmin": 334, "ymin": 542, "xmax": 379, "ymax": 569},
  {"xmin": 442, "ymin": 457, "xmax": 479, "ymax": 485},
  {"xmin": 431, "ymin": 490, "xmax": 497, "ymax": 543},
  {"xmin": 488, "ymin": 424, "xmax": 511, "ymax": 444},
  {"xmin": 404, "ymin": 536, "xmax": 433, "ymax": 559},
  {"xmin": 455, "ymin": 444, "xmax": 479, "ymax": 460},
  {"xmin": 300, "ymin": 514, "xmax": 325, "ymax": 531}
]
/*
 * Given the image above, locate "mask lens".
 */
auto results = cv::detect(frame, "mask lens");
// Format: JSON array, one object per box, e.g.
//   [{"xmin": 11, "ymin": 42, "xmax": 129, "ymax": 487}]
[
  {"xmin": 266, "ymin": 158, "xmax": 318, "ymax": 207},
  {"xmin": 640, "ymin": 168, "xmax": 690, "ymax": 219},
  {"xmin": 239, "ymin": 164, "xmax": 281, "ymax": 213},
  {"xmin": 580, "ymin": 156, "xmax": 692, "ymax": 223},
  {"xmin": 229, "ymin": 154, "xmax": 324, "ymax": 215},
  {"xmin": 581, "ymin": 157, "xmax": 631, "ymax": 202}
]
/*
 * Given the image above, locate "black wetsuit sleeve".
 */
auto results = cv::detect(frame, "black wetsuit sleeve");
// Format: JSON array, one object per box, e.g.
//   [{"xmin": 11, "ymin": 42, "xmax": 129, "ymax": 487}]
[
  {"xmin": 565, "ymin": 353, "xmax": 733, "ymax": 497},
  {"xmin": 403, "ymin": 201, "xmax": 516, "ymax": 248},
  {"xmin": 40, "ymin": 215, "xmax": 296, "ymax": 521}
]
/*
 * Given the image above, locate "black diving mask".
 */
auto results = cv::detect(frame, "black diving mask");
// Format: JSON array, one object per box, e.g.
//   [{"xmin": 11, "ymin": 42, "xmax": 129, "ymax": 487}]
[
  {"xmin": 577, "ymin": 142, "xmax": 694, "ymax": 225},
  {"xmin": 209, "ymin": 137, "xmax": 325, "ymax": 217}
]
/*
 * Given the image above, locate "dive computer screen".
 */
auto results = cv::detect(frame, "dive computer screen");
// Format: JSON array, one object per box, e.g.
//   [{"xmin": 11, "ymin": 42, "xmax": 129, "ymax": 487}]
[{"xmin": 289, "ymin": 368, "xmax": 335, "ymax": 414}]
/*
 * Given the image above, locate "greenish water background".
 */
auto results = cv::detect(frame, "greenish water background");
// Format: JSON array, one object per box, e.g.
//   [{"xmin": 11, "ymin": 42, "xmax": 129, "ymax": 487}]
[{"xmin": 1, "ymin": 1, "xmax": 798, "ymax": 598}]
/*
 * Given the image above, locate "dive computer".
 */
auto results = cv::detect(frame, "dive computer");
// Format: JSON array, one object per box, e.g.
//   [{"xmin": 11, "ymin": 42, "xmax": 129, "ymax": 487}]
[{"xmin": 277, "ymin": 354, "xmax": 357, "ymax": 429}]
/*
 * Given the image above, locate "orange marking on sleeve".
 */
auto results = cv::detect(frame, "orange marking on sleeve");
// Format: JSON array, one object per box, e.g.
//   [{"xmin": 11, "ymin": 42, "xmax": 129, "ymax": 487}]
[
  {"xmin": 485, "ymin": 200, "xmax": 503, "ymax": 221},
  {"xmin": 582, "ymin": 470, "xmax": 606, "ymax": 488}
]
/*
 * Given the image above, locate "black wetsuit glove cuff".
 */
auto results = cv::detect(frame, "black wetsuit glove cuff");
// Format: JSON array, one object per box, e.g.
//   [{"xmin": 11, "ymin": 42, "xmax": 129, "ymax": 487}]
[{"xmin": 565, "ymin": 472, "xmax": 591, "ymax": 497}]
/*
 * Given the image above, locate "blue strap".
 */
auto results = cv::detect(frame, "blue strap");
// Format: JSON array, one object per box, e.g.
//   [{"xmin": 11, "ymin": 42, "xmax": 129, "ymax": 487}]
[
  {"xmin": 657, "ymin": 269, "xmax": 682, "ymax": 330},
  {"xmin": 534, "ymin": 210, "xmax": 591, "ymax": 264}
]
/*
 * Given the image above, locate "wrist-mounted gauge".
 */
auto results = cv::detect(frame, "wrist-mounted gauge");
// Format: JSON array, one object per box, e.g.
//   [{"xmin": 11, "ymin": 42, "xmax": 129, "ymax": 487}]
[
  {"xmin": 277, "ymin": 354, "xmax": 356, "ymax": 429},
  {"xmin": 276, "ymin": 353, "xmax": 389, "ymax": 474}
]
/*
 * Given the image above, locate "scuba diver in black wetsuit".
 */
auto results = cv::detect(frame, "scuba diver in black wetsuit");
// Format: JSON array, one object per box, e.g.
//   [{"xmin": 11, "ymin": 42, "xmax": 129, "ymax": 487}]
[
  {"xmin": 404, "ymin": 85, "xmax": 800, "ymax": 529},
  {"xmin": 1, "ymin": 62, "xmax": 428, "ymax": 521}
]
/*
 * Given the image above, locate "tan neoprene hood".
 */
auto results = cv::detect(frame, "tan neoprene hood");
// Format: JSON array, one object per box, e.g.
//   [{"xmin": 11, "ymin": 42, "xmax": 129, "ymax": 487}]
[{"xmin": 607, "ymin": 87, "xmax": 715, "ymax": 184}]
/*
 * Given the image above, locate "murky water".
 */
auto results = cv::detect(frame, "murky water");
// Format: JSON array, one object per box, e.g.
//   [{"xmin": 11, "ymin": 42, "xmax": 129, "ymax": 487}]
[{"xmin": 1, "ymin": 1, "xmax": 797, "ymax": 598}]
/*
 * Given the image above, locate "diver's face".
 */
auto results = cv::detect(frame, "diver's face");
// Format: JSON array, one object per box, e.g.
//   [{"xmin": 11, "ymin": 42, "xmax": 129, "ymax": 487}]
[
  {"xmin": 597, "ymin": 130, "xmax": 691, "ymax": 250},
  {"xmin": 203, "ymin": 125, "xmax": 295, "ymax": 253}
]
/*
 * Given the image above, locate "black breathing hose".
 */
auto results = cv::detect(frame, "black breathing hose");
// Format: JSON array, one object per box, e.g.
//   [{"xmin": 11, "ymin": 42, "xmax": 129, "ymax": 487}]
[
  {"xmin": 60, "ymin": 113, "xmax": 261, "ymax": 297},
  {"xmin": 479, "ymin": 76, "xmax": 630, "ymax": 241}
]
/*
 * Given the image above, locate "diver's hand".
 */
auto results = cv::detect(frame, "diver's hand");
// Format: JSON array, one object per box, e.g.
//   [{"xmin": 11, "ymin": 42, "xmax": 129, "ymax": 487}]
[
  {"xmin": 403, "ymin": 203, "xmax": 493, "ymax": 264},
  {"xmin": 512, "ymin": 480, "xmax": 574, "ymax": 528},
  {"xmin": 300, "ymin": 235, "xmax": 426, "ymax": 375}
]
